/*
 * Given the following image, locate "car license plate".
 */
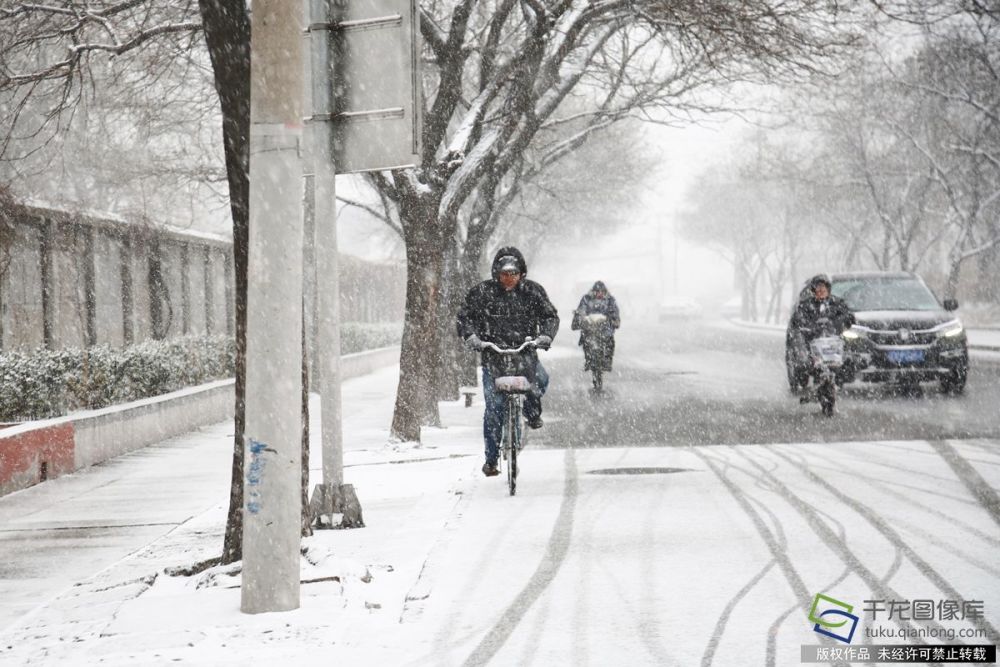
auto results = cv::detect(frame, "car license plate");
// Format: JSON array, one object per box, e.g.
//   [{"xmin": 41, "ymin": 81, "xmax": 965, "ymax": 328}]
[{"xmin": 887, "ymin": 349, "xmax": 925, "ymax": 364}]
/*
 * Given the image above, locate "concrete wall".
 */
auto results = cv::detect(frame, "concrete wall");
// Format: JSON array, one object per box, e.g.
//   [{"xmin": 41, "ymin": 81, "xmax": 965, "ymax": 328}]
[
  {"xmin": 0, "ymin": 203, "xmax": 405, "ymax": 351},
  {"xmin": 0, "ymin": 206, "xmax": 233, "ymax": 351},
  {"xmin": 1, "ymin": 224, "xmax": 44, "ymax": 349},
  {"xmin": 93, "ymin": 230, "xmax": 124, "ymax": 347}
]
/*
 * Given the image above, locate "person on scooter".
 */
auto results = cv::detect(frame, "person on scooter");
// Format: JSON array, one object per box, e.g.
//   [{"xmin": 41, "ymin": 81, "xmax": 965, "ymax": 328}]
[
  {"xmin": 456, "ymin": 247, "xmax": 559, "ymax": 477},
  {"xmin": 571, "ymin": 281, "xmax": 620, "ymax": 376},
  {"xmin": 788, "ymin": 274, "xmax": 854, "ymax": 392}
]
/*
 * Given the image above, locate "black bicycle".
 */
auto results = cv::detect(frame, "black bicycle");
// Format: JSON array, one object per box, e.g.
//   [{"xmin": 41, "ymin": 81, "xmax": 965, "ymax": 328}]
[
  {"xmin": 482, "ymin": 339, "xmax": 539, "ymax": 496},
  {"xmin": 580, "ymin": 313, "xmax": 611, "ymax": 393}
]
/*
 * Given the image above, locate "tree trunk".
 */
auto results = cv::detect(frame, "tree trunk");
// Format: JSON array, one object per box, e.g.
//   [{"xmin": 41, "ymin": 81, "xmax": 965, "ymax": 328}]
[
  {"xmin": 391, "ymin": 202, "xmax": 447, "ymax": 441},
  {"xmin": 975, "ymin": 248, "xmax": 999, "ymax": 304},
  {"xmin": 199, "ymin": 0, "xmax": 251, "ymax": 565},
  {"xmin": 435, "ymin": 238, "xmax": 462, "ymax": 402},
  {"xmin": 945, "ymin": 253, "xmax": 963, "ymax": 301},
  {"xmin": 455, "ymin": 232, "xmax": 489, "ymax": 386}
]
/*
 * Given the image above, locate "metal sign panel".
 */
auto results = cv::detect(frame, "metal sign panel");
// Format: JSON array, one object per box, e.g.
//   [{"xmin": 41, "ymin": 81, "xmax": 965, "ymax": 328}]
[{"xmin": 329, "ymin": 0, "xmax": 421, "ymax": 173}]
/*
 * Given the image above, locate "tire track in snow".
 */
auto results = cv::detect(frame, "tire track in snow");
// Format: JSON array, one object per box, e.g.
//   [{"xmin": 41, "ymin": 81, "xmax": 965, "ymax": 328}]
[
  {"xmin": 690, "ymin": 449, "xmax": 852, "ymax": 667},
  {"xmin": 636, "ymin": 468, "xmax": 681, "ymax": 666},
  {"xmin": 569, "ymin": 447, "xmax": 631, "ymax": 666},
  {"xmin": 776, "ymin": 443, "xmax": 1000, "ymax": 584},
  {"xmin": 700, "ymin": 457, "xmax": 783, "ymax": 667},
  {"xmin": 574, "ymin": 461, "xmax": 676, "ymax": 665},
  {"xmin": 786, "ymin": 452, "xmax": 1000, "ymax": 548},
  {"xmin": 705, "ymin": 454, "xmax": 857, "ymax": 667},
  {"xmin": 927, "ymin": 439, "xmax": 1000, "ymax": 531},
  {"xmin": 959, "ymin": 439, "xmax": 1000, "ymax": 460},
  {"xmin": 461, "ymin": 449, "xmax": 578, "ymax": 667},
  {"xmin": 784, "ymin": 457, "xmax": 980, "ymax": 508},
  {"xmin": 744, "ymin": 447, "xmax": 998, "ymax": 642},
  {"xmin": 423, "ymin": 476, "xmax": 536, "ymax": 655}
]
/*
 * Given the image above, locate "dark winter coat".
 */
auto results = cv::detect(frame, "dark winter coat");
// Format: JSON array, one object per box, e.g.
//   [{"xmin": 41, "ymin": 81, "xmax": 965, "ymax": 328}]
[
  {"xmin": 789, "ymin": 294, "xmax": 854, "ymax": 343},
  {"xmin": 456, "ymin": 246, "xmax": 560, "ymax": 370},
  {"xmin": 571, "ymin": 282, "xmax": 620, "ymax": 341}
]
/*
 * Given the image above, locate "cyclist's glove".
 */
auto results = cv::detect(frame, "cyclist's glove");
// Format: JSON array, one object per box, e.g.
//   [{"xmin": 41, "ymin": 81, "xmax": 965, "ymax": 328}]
[
  {"xmin": 464, "ymin": 334, "xmax": 484, "ymax": 351},
  {"xmin": 535, "ymin": 335, "xmax": 552, "ymax": 350}
]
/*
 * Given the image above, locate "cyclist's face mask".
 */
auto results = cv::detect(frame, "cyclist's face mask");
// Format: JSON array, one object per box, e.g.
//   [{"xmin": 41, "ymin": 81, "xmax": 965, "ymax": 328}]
[{"xmin": 499, "ymin": 270, "xmax": 521, "ymax": 291}]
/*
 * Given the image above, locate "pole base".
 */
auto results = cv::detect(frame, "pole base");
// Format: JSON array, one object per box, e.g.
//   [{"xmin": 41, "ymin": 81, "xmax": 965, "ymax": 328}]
[{"xmin": 310, "ymin": 483, "xmax": 365, "ymax": 529}]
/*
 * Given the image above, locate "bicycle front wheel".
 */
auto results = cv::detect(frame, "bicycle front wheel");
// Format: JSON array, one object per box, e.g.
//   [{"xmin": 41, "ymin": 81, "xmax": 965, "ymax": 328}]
[{"xmin": 507, "ymin": 399, "xmax": 519, "ymax": 496}]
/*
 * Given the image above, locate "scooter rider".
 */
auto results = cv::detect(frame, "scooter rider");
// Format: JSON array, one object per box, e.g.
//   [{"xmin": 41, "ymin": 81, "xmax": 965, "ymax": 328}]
[
  {"xmin": 456, "ymin": 247, "xmax": 559, "ymax": 477},
  {"xmin": 789, "ymin": 274, "xmax": 854, "ymax": 392}
]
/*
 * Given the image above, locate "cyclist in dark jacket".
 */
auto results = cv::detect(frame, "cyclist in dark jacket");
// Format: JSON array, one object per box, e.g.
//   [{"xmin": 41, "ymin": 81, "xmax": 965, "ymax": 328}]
[
  {"xmin": 788, "ymin": 274, "xmax": 854, "ymax": 390},
  {"xmin": 571, "ymin": 281, "xmax": 620, "ymax": 372},
  {"xmin": 457, "ymin": 246, "xmax": 559, "ymax": 477}
]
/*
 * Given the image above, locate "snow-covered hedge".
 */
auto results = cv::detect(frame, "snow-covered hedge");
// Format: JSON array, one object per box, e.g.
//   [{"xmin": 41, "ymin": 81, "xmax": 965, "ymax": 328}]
[
  {"xmin": 340, "ymin": 322, "xmax": 402, "ymax": 355},
  {"xmin": 0, "ymin": 336, "xmax": 235, "ymax": 422}
]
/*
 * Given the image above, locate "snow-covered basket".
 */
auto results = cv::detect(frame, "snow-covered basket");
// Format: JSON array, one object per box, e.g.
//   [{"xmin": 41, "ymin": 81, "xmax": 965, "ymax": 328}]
[
  {"xmin": 494, "ymin": 375, "xmax": 531, "ymax": 393},
  {"xmin": 810, "ymin": 336, "xmax": 845, "ymax": 365}
]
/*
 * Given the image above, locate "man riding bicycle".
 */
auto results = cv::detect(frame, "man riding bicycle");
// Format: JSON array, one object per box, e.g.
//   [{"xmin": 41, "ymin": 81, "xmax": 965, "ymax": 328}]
[
  {"xmin": 571, "ymin": 280, "xmax": 620, "ymax": 379},
  {"xmin": 457, "ymin": 247, "xmax": 560, "ymax": 477}
]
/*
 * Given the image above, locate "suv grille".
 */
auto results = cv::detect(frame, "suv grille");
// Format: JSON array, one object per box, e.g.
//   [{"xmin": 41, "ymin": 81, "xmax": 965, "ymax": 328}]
[{"xmin": 867, "ymin": 330, "xmax": 936, "ymax": 345}]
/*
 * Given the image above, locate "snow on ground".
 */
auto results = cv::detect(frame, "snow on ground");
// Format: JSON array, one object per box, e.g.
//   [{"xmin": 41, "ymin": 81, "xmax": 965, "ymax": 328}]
[{"xmin": 1, "ymin": 353, "xmax": 998, "ymax": 666}]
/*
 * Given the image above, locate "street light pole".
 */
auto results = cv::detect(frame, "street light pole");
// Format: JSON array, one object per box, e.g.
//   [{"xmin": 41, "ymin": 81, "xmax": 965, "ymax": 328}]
[{"xmin": 241, "ymin": 0, "xmax": 305, "ymax": 614}]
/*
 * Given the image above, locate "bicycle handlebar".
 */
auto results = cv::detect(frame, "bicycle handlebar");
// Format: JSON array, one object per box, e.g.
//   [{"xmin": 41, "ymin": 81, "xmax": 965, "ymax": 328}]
[{"xmin": 480, "ymin": 339, "xmax": 539, "ymax": 355}]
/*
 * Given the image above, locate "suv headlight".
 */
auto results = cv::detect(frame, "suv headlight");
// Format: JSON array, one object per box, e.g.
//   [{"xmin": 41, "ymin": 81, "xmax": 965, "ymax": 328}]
[
  {"xmin": 933, "ymin": 320, "xmax": 964, "ymax": 338},
  {"xmin": 842, "ymin": 325, "xmax": 869, "ymax": 340}
]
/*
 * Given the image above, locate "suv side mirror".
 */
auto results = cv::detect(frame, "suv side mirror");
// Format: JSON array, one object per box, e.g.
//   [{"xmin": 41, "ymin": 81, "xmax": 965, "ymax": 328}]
[{"xmin": 943, "ymin": 298, "xmax": 959, "ymax": 311}]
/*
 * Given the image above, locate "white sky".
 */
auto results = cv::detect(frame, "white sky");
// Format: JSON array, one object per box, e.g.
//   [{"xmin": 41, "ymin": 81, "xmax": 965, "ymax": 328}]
[{"xmin": 533, "ymin": 119, "xmax": 747, "ymax": 317}]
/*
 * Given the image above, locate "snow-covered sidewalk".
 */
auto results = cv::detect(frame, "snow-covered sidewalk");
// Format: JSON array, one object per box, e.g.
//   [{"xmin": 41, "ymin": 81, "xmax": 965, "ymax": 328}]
[{"xmin": 0, "ymin": 364, "xmax": 487, "ymax": 664}]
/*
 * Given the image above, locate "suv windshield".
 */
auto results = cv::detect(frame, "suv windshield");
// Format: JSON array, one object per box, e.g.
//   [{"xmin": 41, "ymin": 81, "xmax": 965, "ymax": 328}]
[{"xmin": 832, "ymin": 278, "xmax": 941, "ymax": 311}]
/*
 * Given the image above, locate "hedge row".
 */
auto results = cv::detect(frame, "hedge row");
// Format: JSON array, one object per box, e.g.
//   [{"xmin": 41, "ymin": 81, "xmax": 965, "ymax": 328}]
[
  {"xmin": 0, "ymin": 336, "xmax": 235, "ymax": 422},
  {"xmin": 0, "ymin": 324, "xmax": 403, "ymax": 423},
  {"xmin": 339, "ymin": 322, "xmax": 402, "ymax": 355}
]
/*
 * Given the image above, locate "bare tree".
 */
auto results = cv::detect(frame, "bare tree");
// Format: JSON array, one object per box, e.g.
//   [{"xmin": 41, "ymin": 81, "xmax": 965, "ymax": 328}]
[
  {"xmin": 888, "ymin": 26, "xmax": 1000, "ymax": 298},
  {"xmin": 367, "ymin": 0, "xmax": 857, "ymax": 441}
]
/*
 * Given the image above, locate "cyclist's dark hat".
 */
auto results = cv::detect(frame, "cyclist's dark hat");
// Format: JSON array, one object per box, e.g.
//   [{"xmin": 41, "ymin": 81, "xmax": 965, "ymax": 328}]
[
  {"xmin": 808, "ymin": 274, "xmax": 832, "ymax": 292},
  {"xmin": 491, "ymin": 246, "xmax": 527, "ymax": 280}
]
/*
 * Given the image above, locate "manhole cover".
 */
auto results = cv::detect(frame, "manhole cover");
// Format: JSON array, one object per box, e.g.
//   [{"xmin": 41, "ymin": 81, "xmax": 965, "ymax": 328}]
[{"xmin": 586, "ymin": 467, "xmax": 692, "ymax": 475}]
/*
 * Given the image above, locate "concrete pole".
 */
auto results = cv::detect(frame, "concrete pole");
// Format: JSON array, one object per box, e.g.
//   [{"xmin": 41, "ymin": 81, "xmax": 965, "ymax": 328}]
[{"xmin": 241, "ymin": 0, "xmax": 305, "ymax": 614}]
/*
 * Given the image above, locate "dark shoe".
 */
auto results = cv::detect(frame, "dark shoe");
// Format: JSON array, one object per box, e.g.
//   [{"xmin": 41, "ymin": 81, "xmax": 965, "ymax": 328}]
[
  {"xmin": 526, "ymin": 416, "xmax": 543, "ymax": 429},
  {"xmin": 482, "ymin": 462, "xmax": 500, "ymax": 477}
]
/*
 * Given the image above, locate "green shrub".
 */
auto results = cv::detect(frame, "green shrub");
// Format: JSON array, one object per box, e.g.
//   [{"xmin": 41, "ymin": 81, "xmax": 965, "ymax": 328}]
[
  {"xmin": 340, "ymin": 322, "xmax": 402, "ymax": 355},
  {"xmin": 0, "ymin": 335, "xmax": 235, "ymax": 422},
  {"xmin": 0, "ymin": 324, "xmax": 399, "ymax": 423}
]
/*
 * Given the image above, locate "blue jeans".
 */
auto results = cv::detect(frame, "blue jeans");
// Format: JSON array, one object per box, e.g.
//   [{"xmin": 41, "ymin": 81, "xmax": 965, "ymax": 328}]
[{"xmin": 481, "ymin": 362, "xmax": 549, "ymax": 464}]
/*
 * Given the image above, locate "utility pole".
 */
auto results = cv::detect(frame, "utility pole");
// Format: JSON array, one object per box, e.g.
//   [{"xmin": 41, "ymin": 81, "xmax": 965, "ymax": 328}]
[{"xmin": 241, "ymin": 0, "xmax": 305, "ymax": 614}]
